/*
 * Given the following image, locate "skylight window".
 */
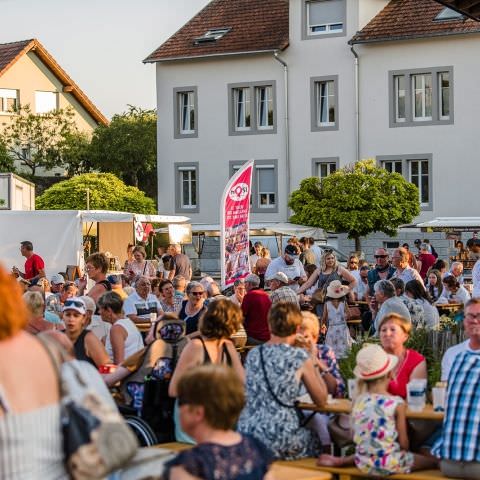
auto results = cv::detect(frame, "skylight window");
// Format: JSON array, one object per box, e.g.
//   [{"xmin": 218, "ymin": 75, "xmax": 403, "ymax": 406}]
[
  {"xmin": 194, "ymin": 28, "xmax": 231, "ymax": 45},
  {"xmin": 435, "ymin": 7, "xmax": 464, "ymax": 21}
]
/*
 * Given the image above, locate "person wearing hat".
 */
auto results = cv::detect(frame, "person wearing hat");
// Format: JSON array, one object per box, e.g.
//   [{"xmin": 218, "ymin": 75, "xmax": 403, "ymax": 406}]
[
  {"xmin": 318, "ymin": 343, "xmax": 437, "ymax": 476},
  {"xmin": 264, "ymin": 244, "xmax": 307, "ymax": 293},
  {"xmin": 268, "ymin": 271, "xmax": 300, "ymax": 307}
]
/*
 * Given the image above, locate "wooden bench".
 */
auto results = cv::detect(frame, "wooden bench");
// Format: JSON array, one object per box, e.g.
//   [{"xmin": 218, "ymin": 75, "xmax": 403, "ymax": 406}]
[{"xmin": 275, "ymin": 458, "xmax": 453, "ymax": 480}]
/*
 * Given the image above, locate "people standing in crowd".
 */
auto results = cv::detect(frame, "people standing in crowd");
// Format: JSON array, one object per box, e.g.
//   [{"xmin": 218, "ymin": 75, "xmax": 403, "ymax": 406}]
[
  {"xmin": 82, "ymin": 295, "xmax": 111, "ymax": 344},
  {"xmin": 155, "ymin": 245, "xmax": 168, "ymax": 279},
  {"xmin": 423, "ymin": 239, "xmax": 438, "ymax": 259},
  {"xmin": 228, "ymin": 278, "xmax": 246, "ymax": 306},
  {"xmin": 249, "ymin": 241, "xmax": 263, "ymax": 272},
  {"xmin": 299, "ymin": 237, "xmax": 317, "ymax": 266},
  {"xmin": 123, "ymin": 276, "xmax": 162, "ymax": 324},
  {"xmin": 173, "ymin": 275, "xmax": 187, "ymax": 299},
  {"xmin": 159, "ymin": 279, "xmax": 183, "ymax": 313},
  {"xmin": 238, "ymin": 303, "xmax": 328, "ymax": 460},
  {"xmin": 168, "ymin": 244, "xmax": 192, "ymax": 282},
  {"xmin": 353, "ymin": 264, "xmax": 370, "ymax": 301},
  {"xmin": 268, "ymin": 272, "xmax": 300, "ymax": 306},
  {"xmin": 416, "ymin": 243, "xmax": 437, "ymax": 281},
  {"xmin": 445, "ymin": 261, "xmax": 464, "ymax": 285},
  {"xmin": 124, "ymin": 245, "xmax": 156, "ymax": 284},
  {"xmin": 402, "ymin": 243, "xmax": 418, "ymax": 270},
  {"xmin": 436, "ymin": 276, "xmax": 471, "ymax": 305},
  {"xmin": 433, "ymin": 298, "xmax": 480, "ymax": 479},
  {"xmin": 255, "ymin": 247, "xmax": 271, "ymax": 289},
  {"xmin": 265, "ymin": 245, "xmax": 307, "ymax": 293},
  {"xmin": 347, "ymin": 254, "xmax": 360, "ymax": 274},
  {"xmin": 241, "ymin": 274, "xmax": 271, "ymax": 345},
  {"xmin": 178, "ymin": 281, "xmax": 207, "ymax": 334},
  {"xmin": 23, "ymin": 291, "xmax": 56, "ymax": 334},
  {"xmin": 77, "ymin": 252, "xmax": 112, "ymax": 303},
  {"xmin": 123, "ymin": 243, "xmax": 134, "ymax": 271},
  {"xmin": 404, "ymin": 280, "xmax": 439, "ymax": 330},
  {"xmin": 367, "ymin": 248, "xmax": 396, "ymax": 296},
  {"xmin": 425, "ymin": 269, "xmax": 443, "ymax": 302},
  {"xmin": 392, "ymin": 247, "xmax": 425, "ymax": 285},
  {"xmin": 12, "ymin": 240, "xmax": 45, "ymax": 285},
  {"xmin": 164, "ymin": 365, "xmax": 272, "ymax": 480}
]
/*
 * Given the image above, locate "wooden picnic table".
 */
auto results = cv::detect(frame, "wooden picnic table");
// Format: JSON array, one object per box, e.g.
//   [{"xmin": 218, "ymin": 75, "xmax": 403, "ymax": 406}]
[{"xmin": 298, "ymin": 398, "xmax": 444, "ymax": 421}]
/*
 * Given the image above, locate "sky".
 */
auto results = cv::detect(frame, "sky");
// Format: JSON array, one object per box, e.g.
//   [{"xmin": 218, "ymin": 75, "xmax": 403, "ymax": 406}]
[{"xmin": 0, "ymin": 0, "xmax": 211, "ymax": 119}]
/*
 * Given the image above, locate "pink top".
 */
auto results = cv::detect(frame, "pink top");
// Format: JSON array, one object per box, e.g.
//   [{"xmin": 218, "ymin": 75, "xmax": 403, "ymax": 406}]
[{"xmin": 388, "ymin": 349, "xmax": 425, "ymax": 399}]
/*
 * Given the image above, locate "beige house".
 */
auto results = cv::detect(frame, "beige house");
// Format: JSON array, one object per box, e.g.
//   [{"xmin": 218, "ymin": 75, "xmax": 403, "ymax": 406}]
[{"xmin": 0, "ymin": 38, "xmax": 108, "ymax": 175}]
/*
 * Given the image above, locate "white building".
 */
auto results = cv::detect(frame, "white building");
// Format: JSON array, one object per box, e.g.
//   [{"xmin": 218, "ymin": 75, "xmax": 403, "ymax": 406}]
[{"xmin": 145, "ymin": 0, "xmax": 479, "ymax": 258}]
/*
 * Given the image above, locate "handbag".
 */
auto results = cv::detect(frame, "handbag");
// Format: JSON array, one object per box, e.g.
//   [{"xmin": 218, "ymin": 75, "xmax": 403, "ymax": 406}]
[{"xmin": 39, "ymin": 336, "xmax": 138, "ymax": 480}]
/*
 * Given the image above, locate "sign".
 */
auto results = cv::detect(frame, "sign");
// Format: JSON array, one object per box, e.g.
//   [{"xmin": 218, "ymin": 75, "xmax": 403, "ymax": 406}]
[
  {"xmin": 134, "ymin": 220, "xmax": 144, "ymax": 242},
  {"xmin": 220, "ymin": 160, "xmax": 254, "ymax": 288}
]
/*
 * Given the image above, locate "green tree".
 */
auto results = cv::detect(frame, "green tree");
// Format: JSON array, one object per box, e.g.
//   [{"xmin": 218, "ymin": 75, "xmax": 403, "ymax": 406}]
[
  {"xmin": 0, "ymin": 138, "xmax": 15, "ymax": 172},
  {"xmin": 288, "ymin": 159, "xmax": 420, "ymax": 251},
  {"xmin": 62, "ymin": 132, "xmax": 94, "ymax": 176},
  {"xmin": 35, "ymin": 173, "xmax": 156, "ymax": 213},
  {"xmin": 89, "ymin": 106, "xmax": 157, "ymax": 198},
  {"xmin": 0, "ymin": 105, "xmax": 79, "ymax": 175}
]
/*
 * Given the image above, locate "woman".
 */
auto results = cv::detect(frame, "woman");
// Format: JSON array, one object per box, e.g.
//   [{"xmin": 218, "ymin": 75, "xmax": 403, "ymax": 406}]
[
  {"xmin": 405, "ymin": 280, "xmax": 440, "ymax": 330},
  {"xmin": 124, "ymin": 245, "xmax": 156, "ymax": 284},
  {"xmin": 178, "ymin": 281, "xmax": 207, "ymax": 334},
  {"xmin": 238, "ymin": 302, "xmax": 328, "ymax": 460},
  {"xmin": 164, "ymin": 365, "xmax": 273, "ymax": 480},
  {"xmin": 0, "ymin": 266, "xmax": 68, "ymax": 479},
  {"xmin": 425, "ymin": 269, "xmax": 443, "ymax": 302},
  {"xmin": 97, "ymin": 291, "xmax": 144, "ymax": 365},
  {"xmin": 455, "ymin": 240, "xmax": 469, "ymax": 261},
  {"xmin": 23, "ymin": 290, "xmax": 56, "ymax": 334},
  {"xmin": 159, "ymin": 279, "xmax": 183, "ymax": 313},
  {"xmin": 77, "ymin": 253, "xmax": 112, "ymax": 304},
  {"xmin": 63, "ymin": 297, "xmax": 110, "ymax": 367},
  {"xmin": 169, "ymin": 299, "xmax": 245, "ymax": 443},
  {"xmin": 436, "ymin": 275, "xmax": 471, "ymax": 305},
  {"xmin": 255, "ymin": 247, "xmax": 271, "ymax": 289},
  {"xmin": 59, "ymin": 281, "xmax": 78, "ymax": 306},
  {"xmin": 228, "ymin": 278, "xmax": 246, "ymax": 306},
  {"xmin": 378, "ymin": 313, "xmax": 427, "ymax": 399},
  {"xmin": 431, "ymin": 259, "xmax": 448, "ymax": 278},
  {"xmin": 123, "ymin": 243, "xmax": 134, "ymax": 271}
]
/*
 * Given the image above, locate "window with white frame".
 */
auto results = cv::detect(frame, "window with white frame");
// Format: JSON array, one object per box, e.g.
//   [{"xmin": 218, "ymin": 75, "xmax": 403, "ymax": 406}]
[
  {"xmin": 382, "ymin": 160, "xmax": 403, "ymax": 175},
  {"xmin": 257, "ymin": 166, "xmax": 276, "ymax": 208},
  {"xmin": 389, "ymin": 67, "xmax": 453, "ymax": 127},
  {"xmin": 256, "ymin": 86, "xmax": 273, "ymax": 129},
  {"xmin": 35, "ymin": 91, "xmax": 57, "ymax": 114},
  {"xmin": 0, "ymin": 89, "xmax": 18, "ymax": 113},
  {"xmin": 304, "ymin": 0, "xmax": 346, "ymax": 38},
  {"xmin": 313, "ymin": 159, "xmax": 338, "ymax": 178},
  {"xmin": 179, "ymin": 167, "xmax": 197, "ymax": 209},
  {"xmin": 311, "ymin": 75, "xmax": 338, "ymax": 131},
  {"xmin": 233, "ymin": 87, "xmax": 251, "ymax": 131},
  {"xmin": 173, "ymin": 87, "xmax": 198, "ymax": 139},
  {"xmin": 409, "ymin": 159, "xmax": 430, "ymax": 207}
]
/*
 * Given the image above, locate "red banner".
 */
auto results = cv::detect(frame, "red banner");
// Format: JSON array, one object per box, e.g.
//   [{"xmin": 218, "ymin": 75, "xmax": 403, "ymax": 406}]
[{"xmin": 221, "ymin": 160, "xmax": 254, "ymax": 288}]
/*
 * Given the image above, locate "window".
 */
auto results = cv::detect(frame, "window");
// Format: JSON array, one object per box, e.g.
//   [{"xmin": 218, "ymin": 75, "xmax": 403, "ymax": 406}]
[
  {"xmin": 228, "ymin": 81, "xmax": 277, "ymax": 136},
  {"xmin": 0, "ymin": 89, "xmax": 18, "ymax": 113},
  {"xmin": 35, "ymin": 91, "xmax": 57, "ymax": 113},
  {"xmin": 435, "ymin": 7, "xmax": 464, "ymax": 21},
  {"xmin": 194, "ymin": 28, "xmax": 231, "ymax": 44},
  {"xmin": 312, "ymin": 157, "xmax": 339, "ymax": 178},
  {"xmin": 229, "ymin": 160, "xmax": 278, "ymax": 212},
  {"xmin": 175, "ymin": 163, "xmax": 199, "ymax": 213},
  {"xmin": 389, "ymin": 67, "xmax": 453, "ymax": 127},
  {"xmin": 311, "ymin": 75, "xmax": 338, "ymax": 131},
  {"xmin": 303, "ymin": 0, "xmax": 346, "ymax": 40},
  {"xmin": 377, "ymin": 154, "xmax": 433, "ymax": 210},
  {"xmin": 173, "ymin": 87, "xmax": 198, "ymax": 139}
]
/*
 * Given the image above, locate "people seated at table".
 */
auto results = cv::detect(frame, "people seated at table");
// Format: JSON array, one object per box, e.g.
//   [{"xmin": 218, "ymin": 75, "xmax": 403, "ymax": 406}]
[
  {"xmin": 242, "ymin": 274, "xmax": 271, "ymax": 345},
  {"xmin": 432, "ymin": 298, "xmax": 480, "ymax": 479},
  {"xmin": 23, "ymin": 290, "xmax": 56, "ymax": 334},
  {"xmin": 238, "ymin": 302, "xmax": 328, "ymax": 460},
  {"xmin": 431, "ymin": 258, "xmax": 448, "ymax": 278},
  {"xmin": 178, "ymin": 281, "xmax": 207, "ymax": 334},
  {"xmin": 378, "ymin": 313, "xmax": 427, "ymax": 399},
  {"xmin": 425, "ymin": 269, "xmax": 443, "ymax": 302},
  {"xmin": 391, "ymin": 247, "xmax": 425, "ymax": 285},
  {"xmin": 123, "ymin": 276, "xmax": 163, "ymax": 325},
  {"xmin": 436, "ymin": 275, "xmax": 471, "ymax": 305},
  {"xmin": 405, "ymin": 280, "xmax": 440, "ymax": 330},
  {"xmin": 81, "ymin": 295, "xmax": 111, "ymax": 344},
  {"xmin": 158, "ymin": 279, "xmax": 183, "ymax": 313},
  {"xmin": 390, "ymin": 278, "xmax": 425, "ymax": 330},
  {"xmin": 163, "ymin": 364, "xmax": 273, "ymax": 480},
  {"xmin": 317, "ymin": 344, "xmax": 437, "ymax": 476},
  {"xmin": 268, "ymin": 272, "xmax": 300, "ymax": 307},
  {"xmin": 367, "ymin": 248, "xmax": 396, "ymax": 296}
]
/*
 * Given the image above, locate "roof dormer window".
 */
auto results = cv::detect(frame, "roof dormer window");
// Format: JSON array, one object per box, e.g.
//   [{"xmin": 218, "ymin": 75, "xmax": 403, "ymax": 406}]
[
  {"xmin": 435, "ymin": 7, "xmax": 464, "ymax": 21},
  {"xmin": 194, "ymin": 28, "xmax": 231, "ymax": 45}
]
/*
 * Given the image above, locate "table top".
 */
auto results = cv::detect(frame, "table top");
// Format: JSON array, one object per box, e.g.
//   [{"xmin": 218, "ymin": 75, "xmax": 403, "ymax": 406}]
[
  {"xmin": 299, "ymin": 398, "xmax": 444, "ymax": 420},
  {"xmin": 435, "ymin": 303, "xmax": 462, "ymax": 310},
  {"xmin": 270, "ymin": 464, "xmax": 331, "ymax": 480}
]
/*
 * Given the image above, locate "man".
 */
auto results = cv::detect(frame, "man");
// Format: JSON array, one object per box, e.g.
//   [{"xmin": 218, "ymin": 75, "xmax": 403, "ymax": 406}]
[
  {"xmin": 353, "ymin": 264, "xmax": 370, "ymax": 301},
  {"xmin": 423, "ymin": 238, "xmax": 438, "ymax": 259},
  {"xmin": 173, "ymin": 275, "xmax": 186, "ymax": 299},
  {"xmin": 241, "ymin": 273, "xmax": 271, "ymax": 345},
  {"xmin": 391, "ymin": 247, "xmax": 424, "ymax": 285},
  {"xmin": 205, "ymin": 281, "xmax": 228, "ymax": 304},
  {"xmin": 416, "ymin": 243, "xmax": 436, "ymax": 280},
  {"xmin": 249, "ymin": 241, "xmax": 263, "ymax": 271},
  {"xmin": 468, "ymin": 238, "xmax": 480, "ymax": 298},
  {"xmin": 433, "ymin": 298, "xmax": 480, "ymax": 477},
  {"xmin": 45, "ymin": 273, "xmax": 65, "ymax": 315},
  {"xmin": 268, "ymin": 272, "xmax": 300, "ymax": 306},
  {"xmin": 367, "ymin": 248, "xmax": 396, "ymax": 296},
  {"xmin": 123, "ymin": 276, "xmax": 162, "ymax": 324},
  {"xmin": 12, "ymin": 241, "xmax": 45, "ymax": 284},
  {"xmin": 444, "ymin": 261, "xmax": 464, "ymax": 285},
  {"xmin": 50, "ymin": 273, "xmax": 65, "ymax": 294},
  {"xmin": 264, "ymin": 245, "xmax": 307, "ymax": 293},
  {"xmin": 370, "ymin": 279, "xmax": 411, "ymax": 333},
  {"xmin": 167, "ymin": 244, "xmax": 192, "ymax": 281}
]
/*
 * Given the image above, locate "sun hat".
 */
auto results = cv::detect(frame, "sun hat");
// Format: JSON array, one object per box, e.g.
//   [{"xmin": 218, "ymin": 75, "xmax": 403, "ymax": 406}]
[
  {"xmin": 353, "ymin": 344, "xmax": 398, "ymax": 380},
  {"xmin": 269, "ymin": 272, "xmax": 289, "ymax": 284},
  {"xmin": 50, "ymin": 273, "xmax": 65, "ymax": 285},
  {"xmin": 326, "ymin": 280, "xmax": 350, "ymax": 299},
  {"xmin": 62, "ymin": 297, "xmax": 86, "ymax": 315}
]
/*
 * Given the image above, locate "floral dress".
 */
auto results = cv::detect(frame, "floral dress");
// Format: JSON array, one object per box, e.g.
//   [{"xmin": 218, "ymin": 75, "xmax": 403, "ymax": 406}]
[
  {"xmin": 352, "ymin": 393, "xmax": 414, "ymax": 476},
  {"xmin": 238, "ymin": 344, "xmax": 321, "ymax": 460},
  {"xmin": 325, "ymin": 301, "xmax": 352, "ymax": 359}
]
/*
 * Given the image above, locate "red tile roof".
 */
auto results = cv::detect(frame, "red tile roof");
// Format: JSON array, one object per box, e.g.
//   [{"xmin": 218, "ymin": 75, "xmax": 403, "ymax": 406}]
[
  {"xmin": 350, "ymin": 0, "xmax": 480, "ymax": 44},
  {"xmin": 0, "ymin": 39, "xmax": 108, "ymax": 125},
  {"xmin": 144, "ymin": 0, "xmax": 289, "ymax": 63}
]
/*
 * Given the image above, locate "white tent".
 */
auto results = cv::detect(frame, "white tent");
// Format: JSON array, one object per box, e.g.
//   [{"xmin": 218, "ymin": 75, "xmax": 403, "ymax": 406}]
[{"xmin": 417, "ymin": 217, "xmax": 480, "ymax": 232}]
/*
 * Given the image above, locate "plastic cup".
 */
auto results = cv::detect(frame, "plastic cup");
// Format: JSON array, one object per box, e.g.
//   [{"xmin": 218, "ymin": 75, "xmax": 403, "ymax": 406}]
[
  {"xmin": 432, "ymin": 387, "xmax": 446, "ymax": 412},
  {"xmin": 347, "ymin": 379, "xmax": 356, "ymax": 400},
  {"xmin": 407, "ymin": 379, "xmax": 427, "ymax": 412}
]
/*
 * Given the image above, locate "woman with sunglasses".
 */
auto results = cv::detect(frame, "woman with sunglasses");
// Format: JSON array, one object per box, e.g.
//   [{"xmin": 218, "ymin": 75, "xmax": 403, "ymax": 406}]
[
  {"xmin": 63, "ymin": 297, "xmax": 110, "ymax": 367},
  {"xmin": 178, "ymin": 281, "xmax": 207, "ymax": 334}
]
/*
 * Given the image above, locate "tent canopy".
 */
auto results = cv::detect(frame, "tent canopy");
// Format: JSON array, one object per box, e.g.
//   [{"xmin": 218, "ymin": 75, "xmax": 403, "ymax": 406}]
[{"xmin": 417, "ymin": 217, "xmax": 480, "ymax": 232}]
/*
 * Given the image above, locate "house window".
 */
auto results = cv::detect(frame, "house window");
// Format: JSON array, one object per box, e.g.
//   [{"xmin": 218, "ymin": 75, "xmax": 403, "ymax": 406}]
[
  {"xmin": 35, "ymin": 91, "xmax": 57, "ymax": 113},
  {"xmin": 175, "ymin": 163, "xmax": 199, "ymax": 213},
  {"xmin": 389, "ymin": 67, "xmax": 453, "ymax": 127},
  {"xmin": 382, "ymin": 160, "xmax": 402, "ymax": 174},
  {"xmin": 409, "ymin": 159, "xmax": 430, "ymax": 207},
  {"xmin": 173, "ymin": 87, "xmax": 198, "ymax": 139},
  {"xmin": 311, "ymin": 76, "xmax": 338, "ymax": 131},
  {"xmin": 228, "ymin": 82, "xmax": 277, "ymax": 136},
  {"xmin": 0, "ymin": 89, "xmax": 18, "ymax": 113},
  {"xmin": 303, "ymin": 0, "xmax": 346, "ymax": 39},
  {"xmin": 312, "ymin": 157, "xmax": 339, "ymax": 178}
]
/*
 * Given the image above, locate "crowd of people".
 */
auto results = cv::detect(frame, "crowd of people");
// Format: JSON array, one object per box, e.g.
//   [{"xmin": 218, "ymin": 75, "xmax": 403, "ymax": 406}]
[{"xmin": 1, "ymin": 235, "xmax": 480, "ymax": 479}]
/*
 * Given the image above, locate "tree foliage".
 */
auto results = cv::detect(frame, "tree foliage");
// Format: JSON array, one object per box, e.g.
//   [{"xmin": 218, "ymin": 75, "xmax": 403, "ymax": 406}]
[
  {"xmin": 0, "ymin": 105, "xmax": 79, "ymax": 175},
  {"xmin": 0, "ymin": 138, "xmax": 15, "ymax": 172},
  {"xmin": 288, "ymin": 159, "xmax": 420, "ymax": 250},
  {"xmin": 35, "ymin": 173, "xmax": 156, "ymax": 213}
]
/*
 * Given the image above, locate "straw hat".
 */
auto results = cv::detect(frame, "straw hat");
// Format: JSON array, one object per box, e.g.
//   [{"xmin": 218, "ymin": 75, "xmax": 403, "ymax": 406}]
[
  {"xmin": 353, "ymin": 344, "xmax": 398, "ymax": 380},
  {"xmin": 326, "ymin": 280, "xmax": 350, "ymax": 299}
]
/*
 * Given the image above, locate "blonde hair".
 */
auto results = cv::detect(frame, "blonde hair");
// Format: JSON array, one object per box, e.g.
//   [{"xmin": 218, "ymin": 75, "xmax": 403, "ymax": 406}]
[
  {"xmin": 23, "ymin": 291, "xmax": 45, "ymax": 317},
  {"xmin": 320, "ymin": 251, "xmax": 339, "ymax": 272},
  {"xmin": 378, "ymin": 312, "xmax": 412, "ymax": 335},
  {"xmin": 299, "ymin": 311, "xmax": 320, "ymax": 339},
  {"xmin": 268, "ymin": 302, "xmax": 302, "ymax": 337}
]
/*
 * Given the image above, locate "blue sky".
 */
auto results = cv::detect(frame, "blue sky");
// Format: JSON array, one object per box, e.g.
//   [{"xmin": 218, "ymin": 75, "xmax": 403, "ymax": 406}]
[{"xmin": 0, "ymin": 0, "xmax": 210, "ymax": 118}]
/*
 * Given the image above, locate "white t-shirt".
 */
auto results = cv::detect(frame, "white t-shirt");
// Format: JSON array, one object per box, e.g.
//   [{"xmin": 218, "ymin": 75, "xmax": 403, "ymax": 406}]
[
  {"xmin": 441, "ymin": 340, "xmax": 479, "ymax": 381},
  {"xmin": 265, "ymin": 257, "xmax": 306, "ymax": 293},
  {"xmin": 123, "ymin": 291, "xmax": 161, "ymax": 320},
  {"xmin": 105, "ymin": 317, "xmax": 144, "ymax": 361}
]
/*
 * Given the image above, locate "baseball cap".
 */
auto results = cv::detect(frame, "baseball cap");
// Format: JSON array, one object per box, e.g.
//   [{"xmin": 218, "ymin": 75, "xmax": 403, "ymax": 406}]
[
  {"xmin": 269, "ymin": 272, "xmax": 289, "ymax": 284},
  {"xmin": 414, "ymin": 239, "xmax": 422, "ymax": 245},
  {"xmin": 51, "ymin": 273, "xmax": 65, "ymax": 285},
  {"xmin": 284, "ymin": 245, "xmax": 298, "ymax": 256},
  {"xmin": 62, "ymin": 297, "xmax": 86, "ymax": 315}
]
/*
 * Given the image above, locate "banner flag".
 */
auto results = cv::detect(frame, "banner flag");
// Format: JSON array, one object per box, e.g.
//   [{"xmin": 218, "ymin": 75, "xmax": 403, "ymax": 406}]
[{"xmin": 220, "ymin": 159, "xmax": 254, "ymax": 289}]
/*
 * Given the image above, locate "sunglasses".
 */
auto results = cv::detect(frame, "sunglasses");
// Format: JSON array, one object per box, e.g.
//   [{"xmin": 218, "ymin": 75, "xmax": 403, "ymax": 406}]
[
  {"xmin": 323, "ymin": 249, "xmax": 333, "ymax": 254},
  {"xmin": 349, "ymin": 261, "xmax": 358, "ymax": 264},
  {"xmin": 190, "ymin": 291, "xmax": 204, "ymax": 296},
  {"xmin": 64, "ymin": 299, "xmax": 84, "ymax": 308},
  {"xmin": 374, "ymin": 255, "xmax": 388, "ymax": 259}
]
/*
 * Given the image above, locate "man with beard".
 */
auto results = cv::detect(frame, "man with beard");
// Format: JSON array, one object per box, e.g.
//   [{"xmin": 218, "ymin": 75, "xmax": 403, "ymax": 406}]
[
  {"xmin": 264, "ymin": 245, "xmax": 306, "ymax": 293},
  {"xmin": 367, "ymin": 248, "xmax": 396, "ymax": 297}
]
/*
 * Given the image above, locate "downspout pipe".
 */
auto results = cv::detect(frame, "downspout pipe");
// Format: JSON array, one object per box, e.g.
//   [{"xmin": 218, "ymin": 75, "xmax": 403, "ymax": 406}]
[
  {"xmin": 350, "ymin": 45, "xmax": 360, "ymax": 162},
  {"xmin": 274, "ymin": 51, "xmax": 290, "ymax": 213}
]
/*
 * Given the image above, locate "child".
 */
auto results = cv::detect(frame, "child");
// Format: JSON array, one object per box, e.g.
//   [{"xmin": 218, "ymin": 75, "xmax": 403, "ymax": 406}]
[
  {"xmin": 318, "ymin": 344, "xmax": 438, "ymax": 476},
  {"xmin": 322, "ymin": 280, "xmax": 352, "ymax": 358}
]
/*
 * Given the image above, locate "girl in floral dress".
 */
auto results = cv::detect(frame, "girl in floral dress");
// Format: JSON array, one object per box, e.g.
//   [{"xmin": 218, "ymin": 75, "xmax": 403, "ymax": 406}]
[{"xmin": 317, "ymin": 344, "xmax": 437, "ymax": 476}]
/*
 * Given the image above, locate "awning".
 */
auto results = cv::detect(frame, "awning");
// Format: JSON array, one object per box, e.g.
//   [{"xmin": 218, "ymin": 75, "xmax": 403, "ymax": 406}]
[
  {"xmin": 417, "ymin": 217, "xmax": 480, "ymax": 232},
  {"xmin": 79, "ymin": 210, "xmax": 189, "ymax": 224}
]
